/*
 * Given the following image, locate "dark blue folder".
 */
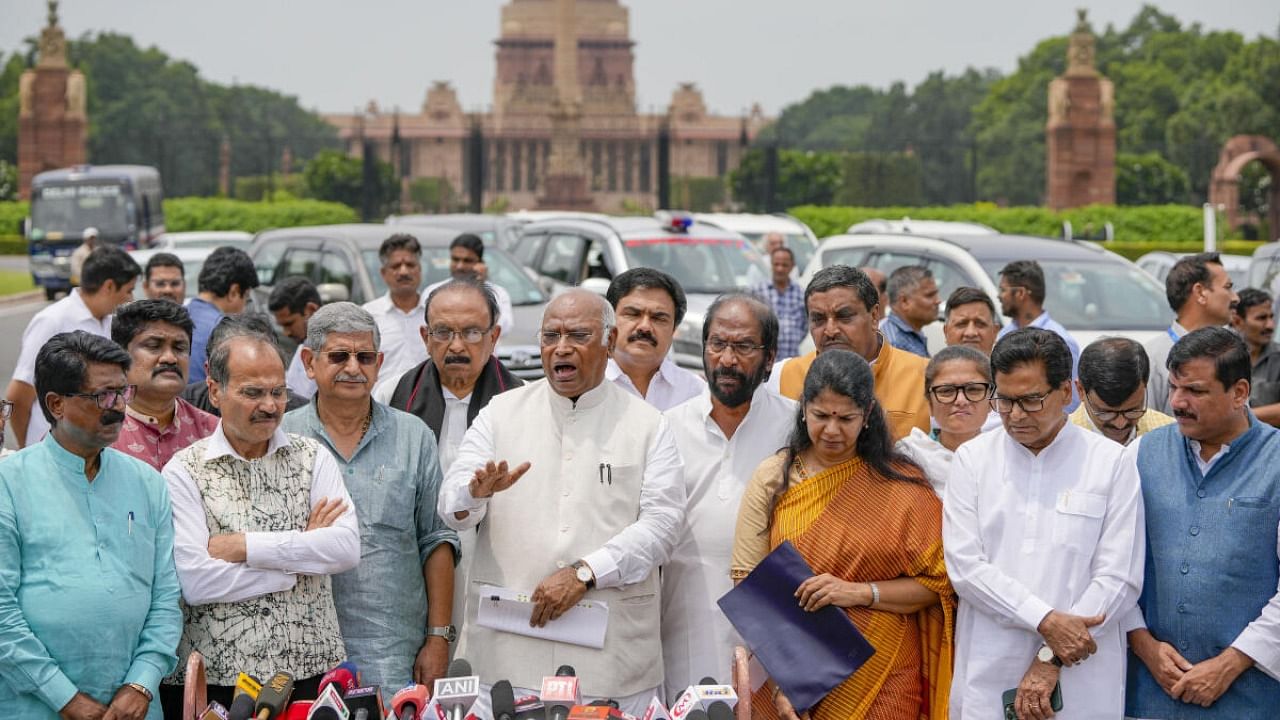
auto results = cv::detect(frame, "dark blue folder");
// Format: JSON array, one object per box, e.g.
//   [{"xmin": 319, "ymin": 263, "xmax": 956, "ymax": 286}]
[{"xmin": 717, "ymin": 540, "xmax": 875, "ymax": 713}]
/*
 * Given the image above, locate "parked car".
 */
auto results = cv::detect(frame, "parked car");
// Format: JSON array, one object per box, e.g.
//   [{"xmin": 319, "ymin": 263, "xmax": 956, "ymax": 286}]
[
  {"xmin": 694, "ymin": 212, "xmax": 820, "ymax": 271},
  {"xmin": 1249, "ymin": 242, "xmax": 1280, "ymax": 297},
  {"xmin": 847, "ymin": 217, "xmax": 998, "ymax": 236},
  {"xmin": 127, "ymin": 246, "xmax": 211, "ymax": 302},
  {"xmin": 248, "ymin": 224, "xmax": 547, "ymax": 379},
  {"xmin": 385, "ymin": 214, "xmax": 526, "ymax": 252},
  {"xmin": 1138, "ymin": 250, "xmax": 1250, "ymax": 289},
  {"xmin": 511, "ymin": 213, "xmax": 769, "ymax": 369},
  {"xmin": 801, "ymin": 231, "xmax": 1172, "ymax": 352},
  {"xmin": 151, "ymin": 231, "xmax": 253, "ymax": 253}
]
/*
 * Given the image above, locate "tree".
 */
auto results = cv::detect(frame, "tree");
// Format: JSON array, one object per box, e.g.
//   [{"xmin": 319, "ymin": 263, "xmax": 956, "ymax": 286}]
[
  {"xmin": 729, "ymin": 148, "xmax": 841, "ymax": 211},
  {"xmin": 303, "ymin": 149, "xmax": 397, "ymax": 215},
  {"xmin": 1115, "ymin": 152, "xmax": 1189, "ymax": 205}
]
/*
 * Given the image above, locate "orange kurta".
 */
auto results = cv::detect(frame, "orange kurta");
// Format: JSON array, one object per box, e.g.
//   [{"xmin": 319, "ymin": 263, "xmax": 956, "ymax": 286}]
[
  {"xmin": 777, "ymin": 341, "xmax": 930, "ymax": 442},
  {"xmin": 750, "ymin": 458, "xmax": 955, "ymax": 720}
]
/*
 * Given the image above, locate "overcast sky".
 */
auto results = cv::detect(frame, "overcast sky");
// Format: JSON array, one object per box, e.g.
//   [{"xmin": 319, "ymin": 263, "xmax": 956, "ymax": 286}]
[{"xmin": 3, "ymin": 1, "xmax": 1276, "ymax": 117}]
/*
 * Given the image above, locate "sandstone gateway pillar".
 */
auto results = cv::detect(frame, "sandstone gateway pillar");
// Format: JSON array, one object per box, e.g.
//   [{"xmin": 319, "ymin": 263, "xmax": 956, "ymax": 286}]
[
  {"xmin": 1045, "ymin": 9, "xmax": 1115, "ymax": 210},
  {"xmin": 18, "ymin": 1, "xmax": 88, "ymax": 200},
  {"xmin": 537, "ymin": 0, "xmax": 596, "ymax": 210}
]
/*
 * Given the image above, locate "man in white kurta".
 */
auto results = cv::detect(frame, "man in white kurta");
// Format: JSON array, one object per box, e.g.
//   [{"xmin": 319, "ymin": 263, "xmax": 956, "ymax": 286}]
[
  {"xmin": 438, "ymin": 290, "xmax": 685, "ymax": 716},
  {"xmin": 943, "ymin": 327, "xmax": 1144, "ymax": 720},
  {"xmin": 661, "ymin": 295, "xmax": 796, "ymax": 701}
]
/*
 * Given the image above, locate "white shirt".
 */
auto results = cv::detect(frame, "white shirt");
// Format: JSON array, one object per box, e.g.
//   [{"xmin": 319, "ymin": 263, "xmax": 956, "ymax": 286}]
[
  {"xmin": 364, "ymin": 292, "xmax": 432, "ymax": 399},
  {"xmin": 895, "ymin": 428, "xmax": 956, "ymax": 499},
  {"xmin": 285, "ymin": 344, "xmax": 316, "ymax": 400},
  {"xmin": 13, "ymin": 289, "xmax": 112, "ymax": 446},
  {"xmin": 439, "ymin": 386, "xmax": 471, "ymax": 475},
  {"xmin": 606, "ymin": 357, "xmax": 707, "ymax": 412},
  {"xmin": 943, "ymin": 421, "xmax": 1145, "ymax": 719},
  {"xmin": 423, "ymin": 278, "xmax": 514, "ymax": 338},
  {"xmin": 161, "ymin": 423, "xmax": 360, "ymax": 606},
  {"xmin": 438, "ymin": 389, "xmax": 685, "ymax": 589},
  {"xmin": 660, "ymin": 386, "xmax": 796, "ymax": 700}
]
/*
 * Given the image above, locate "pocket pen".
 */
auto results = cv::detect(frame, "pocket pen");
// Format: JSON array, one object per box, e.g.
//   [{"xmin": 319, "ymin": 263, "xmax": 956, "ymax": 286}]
[{"xmin": 128, "ymin": 511, "xmax": 134, "ymax": 536}]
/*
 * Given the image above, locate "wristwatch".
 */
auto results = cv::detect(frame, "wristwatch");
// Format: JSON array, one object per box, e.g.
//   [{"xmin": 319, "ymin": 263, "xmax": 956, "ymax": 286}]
[
  {"xmin": 572, "ymin": 560, "xmax": 596, "ymax": 589},
  {"xmin": 124, "ymin": 682, "xmax": 153, "ymax": 702},
  {"xmin": 426, "ymin": 625, "xmax": 458, "ymax": 643},
  {"xmin": 1036, "ymin": 645, "xmax": 1064, "ymax": 667}
]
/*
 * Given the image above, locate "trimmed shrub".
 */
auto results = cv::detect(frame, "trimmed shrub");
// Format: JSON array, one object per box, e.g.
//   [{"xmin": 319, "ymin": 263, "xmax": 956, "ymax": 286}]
[{"xmin": 164, "ymin": 198, "xmax": 357, "ymax": 233}]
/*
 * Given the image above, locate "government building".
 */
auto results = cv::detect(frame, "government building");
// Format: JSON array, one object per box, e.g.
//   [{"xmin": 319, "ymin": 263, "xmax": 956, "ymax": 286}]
[{"xmin": 323, "ymin": 0, "xmax": 767, "ymax": 212}]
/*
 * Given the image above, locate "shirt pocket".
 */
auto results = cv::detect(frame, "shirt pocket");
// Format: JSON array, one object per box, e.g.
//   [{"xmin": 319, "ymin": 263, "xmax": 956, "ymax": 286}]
[
  {"xmin": 1226, "ymin": 497, "xmax": 1278, "ymax": 580},
  {"xmin": 596, "ymin": 462, "xmax": 642, "ymax": 518},
  {"xmin": 363, "ymin": 468, "xmax": 414, "ymax": 532},
  {"xmin": 126, "ymin": 512, "xmax": 157, "ymax": 585},
  {"xmin": 1051, "ymin": 491, "xmax": 1107, "ymax": 554}
]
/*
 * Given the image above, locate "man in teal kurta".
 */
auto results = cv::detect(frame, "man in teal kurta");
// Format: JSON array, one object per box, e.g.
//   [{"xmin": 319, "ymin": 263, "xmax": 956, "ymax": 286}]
[{"xmin": 0, "ymin": 331, "xmax": 182, "ymax": 720}]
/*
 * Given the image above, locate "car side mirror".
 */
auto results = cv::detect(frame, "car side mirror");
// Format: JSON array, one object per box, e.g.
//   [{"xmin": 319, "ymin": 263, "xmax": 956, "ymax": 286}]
[{"xmin": 316, "ymin": 283, "xmax": 350, "ymax": 304}]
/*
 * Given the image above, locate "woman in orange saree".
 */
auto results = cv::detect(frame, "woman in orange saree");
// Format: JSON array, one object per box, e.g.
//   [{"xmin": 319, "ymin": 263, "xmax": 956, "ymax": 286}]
[{"xmin": 731, "ymin": 350, "xmax": 956, "ymax": 720}]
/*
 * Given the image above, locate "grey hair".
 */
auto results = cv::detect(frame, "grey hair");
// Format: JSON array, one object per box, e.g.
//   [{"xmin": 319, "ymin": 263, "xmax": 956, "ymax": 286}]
[
  {"xmin": 304, "ymin": 302, "xmax": 382, "ymax": 352},
  {"xmin": 207, "ymin": 314, "xmax": 288, "ymax": 387},
  {"xmin": 543, "ymin": 289, "xmax": 615, "ymax": 346},
  {"xmin": 886, "ymin": 266, "xmax": 932, "ymax": 305}
]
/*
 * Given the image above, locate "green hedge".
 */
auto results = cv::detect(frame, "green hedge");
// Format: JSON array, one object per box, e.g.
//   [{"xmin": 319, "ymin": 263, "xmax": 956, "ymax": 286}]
[
  {"xmin": 0, "ymin": 201, "xmax": 28, "ymax": 236},
  {"xmin": 1093, "ymin": 240, "xmax": 1265, "ymax": 262},
  {"xmin": 0, "ymin": 234, "xmax": 24, "ymax": 255},
  {"xmin": 790, "ymin": 204, "xmax": 1225, "ymax": 244},
  {"xmin": 163, "ymin": 197, "xmax": 357, "ymax": 233}
]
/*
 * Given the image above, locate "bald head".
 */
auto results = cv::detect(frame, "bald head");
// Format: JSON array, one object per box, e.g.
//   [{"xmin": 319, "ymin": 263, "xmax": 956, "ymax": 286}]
[
  {"xmin": 542, "ymin": 289, "xmax": 616, "ymax": 343},
  {"xmin": 540, "ymin": 289, "xmax": 617, "ymax": 400}
]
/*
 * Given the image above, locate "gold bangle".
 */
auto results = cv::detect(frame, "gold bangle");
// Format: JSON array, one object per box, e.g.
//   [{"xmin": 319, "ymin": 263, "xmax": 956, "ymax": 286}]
[
  {"xmin": 868, "ymin": 582, "xmax": 881, "ymax": 607},
  {"xmin": 124, "ymin": 683, "xmax": 153, "ymax": 702}
]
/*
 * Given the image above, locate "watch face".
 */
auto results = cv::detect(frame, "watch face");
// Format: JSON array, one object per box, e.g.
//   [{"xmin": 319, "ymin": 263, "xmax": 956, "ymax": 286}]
[
  {"xmin": 577, "ymin": 566, "xmax": 592, "ymax": 583},
  {"xmin": 1037, "ymin": 646, "xmax": 1054, "ymax": 663}
]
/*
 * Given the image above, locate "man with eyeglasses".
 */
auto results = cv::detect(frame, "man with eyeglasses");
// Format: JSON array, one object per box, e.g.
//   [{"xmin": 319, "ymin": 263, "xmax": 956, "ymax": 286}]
[
  {"xmin": 438, "ymin": 289, "xmax": 685, "ymax": 715},
  {"xmin": 283, "ymin": 302, "xmax": 459, "ymax": 691},
  {"xmin": 1069, "ymin": 337, "xmax": 1174, "ymax": 446},
  {"xmin": 422, "ymin": 233, "xmax": 514, "ymax": 337},
  {"xmin": 0, "ymin": 331, "xmax": 182, "ymax": 720},
  {"xmin": 160, "ymin": 326, "xmax": 359, "ymax": 713},
  {"xmin": 660, "ymin": 293, "xmax": 795, "ymax": 700},
  {"xmin": 605, "ymin": 268, "xmax": 705, "ymax": 411},
  {"xmin": 943, "ymin": 327, "xmax": 1144, "ymax": 720},
  {"xmin": 767, "ymin": 264, "xmax": 929, "ymax": 441},
  {"xmin": 108, "ymin": 299, "xmax": 219, "ymax": 471},
  {"xmin": 142, "ymin": 252, "xmax": 186, "ymax": 304}
]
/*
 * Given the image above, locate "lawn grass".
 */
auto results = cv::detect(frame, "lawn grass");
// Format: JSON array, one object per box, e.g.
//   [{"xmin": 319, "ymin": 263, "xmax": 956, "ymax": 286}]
[{"xmin": 0, "ymin": 269, "xmax": 35, "ymax": 296}]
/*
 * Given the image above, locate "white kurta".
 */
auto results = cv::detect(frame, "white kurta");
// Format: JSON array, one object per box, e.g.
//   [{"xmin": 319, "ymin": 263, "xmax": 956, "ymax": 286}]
[
  {"xmin": 659, "ymin": 386, "xmax": 796, "ymax": 701},
  {"xmin": 364, "ymin": 292, "xmax": 429, "ymax": 399},
  {"xmin": 943, "ymin": 422, "xmax": 1144, "ymax": 720},
  {"xmin": 895, "ymin": 428, "xmax": 953, "ymax": 499}
]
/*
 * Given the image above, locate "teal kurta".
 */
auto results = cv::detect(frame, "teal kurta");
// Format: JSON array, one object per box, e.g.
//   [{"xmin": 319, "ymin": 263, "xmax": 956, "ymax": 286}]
[{"xmin": 0, "ymin": 435, "xmax": 182, "ymax": 719}]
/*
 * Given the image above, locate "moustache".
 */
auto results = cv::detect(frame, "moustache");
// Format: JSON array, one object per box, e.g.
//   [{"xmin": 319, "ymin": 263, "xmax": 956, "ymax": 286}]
[
  {"xmin": 711, "ymin": 367, "xmax": 749, "ymax": 385},
  {"xmin": 627, "ymin": 331, "xmax": 658, "ymax": 346},
  {"xmin": 152, "ymin": 364, "xmax": 182, "ymax": 378},
  {"xmin": 100, "ymin": 410, "xmax": 125, "ymax": 426},
  {"xmin": 444, "ymin": 355, "xmax": 471, "ymax": 365},
  {"xmin": 334, "ymin": 373, "xmax": 367, "ymax": 383},
  {"xmin": 250, "ymin": 411, "xmax": 280, "ymax": 423},
  {"xmin": 1174, "ymin": 409, "xmax": 1197, "ymax": 420}
]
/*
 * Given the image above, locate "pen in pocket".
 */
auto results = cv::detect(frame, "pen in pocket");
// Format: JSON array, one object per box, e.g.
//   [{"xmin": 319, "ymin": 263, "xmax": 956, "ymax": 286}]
[{"xmin": 128, "ymin": 511, "xmax": 134, "ymax": 536}]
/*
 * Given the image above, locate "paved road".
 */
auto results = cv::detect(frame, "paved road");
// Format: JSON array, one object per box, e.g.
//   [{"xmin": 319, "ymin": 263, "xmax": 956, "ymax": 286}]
[
  {"xmin": 0, "ymin": 298, "xmax": 47, "ymax": 452},
  {"xmin": 0, "ymin": 255, "xmax": 29, "ymax": 272}
]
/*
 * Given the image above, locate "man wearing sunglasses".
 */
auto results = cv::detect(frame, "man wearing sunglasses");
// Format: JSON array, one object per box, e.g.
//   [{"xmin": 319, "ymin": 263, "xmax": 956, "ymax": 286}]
[
  {"xmin": 943, "ymin": 328, "xmax": 1144, "ymax": 720},
  {"xmin": 0, "ymin": 331, "xmax": 182, "ymax": 720},
  {"xmin": 1069, "ymin": 337, "xmax": 1174, "ymax": 446},
  {"xmin": 283, "ymin": 302, "xmax": 459, "ymax": 691}
]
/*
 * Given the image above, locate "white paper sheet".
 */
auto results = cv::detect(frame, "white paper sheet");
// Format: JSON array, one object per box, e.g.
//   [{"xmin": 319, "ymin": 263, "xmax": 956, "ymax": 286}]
[{"xmin": 474, "ymin": 584, "xmax": 610, "ymax": 649}]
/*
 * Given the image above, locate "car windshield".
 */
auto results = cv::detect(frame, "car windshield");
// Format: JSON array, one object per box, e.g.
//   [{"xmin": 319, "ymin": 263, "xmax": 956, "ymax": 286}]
[
  {"xmin": 980, "ymin": 258, "xmax": 1172, "ymax": 331},
  {"xmin": 31, "ymin": 183, "xmax": 131, "ymax": 236},
  {"xmin": 364, "ymin": 246, "xmax": 545, "ymax": 305},
  {"xmin": 623, "ymin": 237, "xmax": 768, "ymax": 294},
  {"xmin": 739, "ymin": 232, "xmax": 816, "ymax": 271},
  {"xmin": 170, "ymin": 237, "xmax": 251, "ymax": 251}
]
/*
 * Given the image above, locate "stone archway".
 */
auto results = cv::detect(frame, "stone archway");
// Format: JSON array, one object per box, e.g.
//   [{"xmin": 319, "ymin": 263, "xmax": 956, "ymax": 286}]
[{"xmin": 1209, "ymin": 135, "xmax": 1280, "ymax": 241}]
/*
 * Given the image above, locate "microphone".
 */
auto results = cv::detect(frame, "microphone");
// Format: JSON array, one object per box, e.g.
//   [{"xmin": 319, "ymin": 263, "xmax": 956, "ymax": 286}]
[
  {"xmin": 343, "ymin": 686, "xmax": 384, "ymax": 720},
  {"xmin": 668, "ymin": 677, "xmax": 737, "ymax": 720},
  {"xmin": 513, "ymin": 689, "xmax": 546, "ymax": 720},
  {"xmin": 540, "ymin": 666, "xmax": 580, "ymax": 720},
  {"xmin": 255, "ymin": 671, "xmax": 296, "ymax": 720},
  {"xmin": 640, "ymin": 697, "xmax": 671, "ymax": 720},
  {"xmin": 433, "ymin": 659, "xmax": 480, "ymax": 720},
  {"xmin": 685, "ymin": 711, "xmax": 709, "ymax": 720},
  {"xmin": 200, "ymin": 701, "xmax": 231, "ymax": 720},
  {"xmin": 307, "ymin": 683, "xmax": 349, "ymax": 720},
  {"xmin": 492, "ymin": 680, "xmax": 517, "ymax": 720},
  {"xmin": 391, "ymin": 684, "xmax": 430, "ymax": 720},
  {"xmin": 318, "ymin": 661, "xmax": 361, "ymax": 697},
  {"xmin": 284, "ymin": 702, "xmax": 314, "ymax": 720},
  {"xmin": 230, "ymin": 695, "xmax": 258, "ymax": 720}
]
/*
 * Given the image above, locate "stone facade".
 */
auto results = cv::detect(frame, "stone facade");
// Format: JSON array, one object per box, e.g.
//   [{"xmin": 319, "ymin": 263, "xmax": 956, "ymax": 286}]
[
  {"xmin": 1045, "ymin": 10, "xmax": 1115, "ymax": 210},
  {"xmin": 324, "ymin": 0, "xmax": 767, "ymax": 212},
  {"xmin": 17, "ymin": 1, "xmax": 88, "ymax": 200}
]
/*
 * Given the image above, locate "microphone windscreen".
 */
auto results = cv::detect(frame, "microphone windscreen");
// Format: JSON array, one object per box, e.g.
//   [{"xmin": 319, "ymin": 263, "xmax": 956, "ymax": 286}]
[
  {"xmin": 228, "ymin": 694, "xmax": 257, "ymax": 720},
  {"xmin": 706, "ymin": 703, "xmax": 733, "ymax": 720},
  {"xmin": 555, "ymin": 665, "xmax": 576, "ymax": 677},
  {"xmin": 686, "ymin": 711, "xmax": 709, "ymax": 720},
  {"xmin": 698, "ymin": 678, "xmax": 717, "ymax": 686},
  {"xmin": 491, "ymin": 680, "xmax": 517, "ymax": 720},
  {"xmin": 256, "ymin": 671, "xmax": 296, "ymax": 718},
  {"xmin": 447, "ymin": 658, "xmax": 473, "ymax": 677}
]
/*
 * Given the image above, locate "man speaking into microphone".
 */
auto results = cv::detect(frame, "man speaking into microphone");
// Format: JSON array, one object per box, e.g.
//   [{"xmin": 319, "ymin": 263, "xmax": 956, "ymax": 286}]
[{"xmin": 439, "ymin": 290, "xmax": 686, "ymax": 714}]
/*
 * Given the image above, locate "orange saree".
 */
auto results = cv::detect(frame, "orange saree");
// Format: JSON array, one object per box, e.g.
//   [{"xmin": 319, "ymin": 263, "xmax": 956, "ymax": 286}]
[{"xmin": 751, "ymin": 457, "xmax": 955, "ymax": 720}]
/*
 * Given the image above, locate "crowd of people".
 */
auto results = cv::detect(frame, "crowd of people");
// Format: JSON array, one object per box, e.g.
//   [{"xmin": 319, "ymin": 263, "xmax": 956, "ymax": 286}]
[{"xmin": 0, "ymin": 235, "xmax": 1276, "ymax": 720}]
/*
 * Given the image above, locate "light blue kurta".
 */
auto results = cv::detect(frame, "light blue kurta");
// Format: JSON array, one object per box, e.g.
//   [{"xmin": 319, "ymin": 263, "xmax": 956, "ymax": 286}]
[
  {"xmin": 283, "ymin": 401, "xmax": 459, "ymax": 689},
  {"xmin": 0, "ymin": 435, "xmax": 182, "ymax": 719}
]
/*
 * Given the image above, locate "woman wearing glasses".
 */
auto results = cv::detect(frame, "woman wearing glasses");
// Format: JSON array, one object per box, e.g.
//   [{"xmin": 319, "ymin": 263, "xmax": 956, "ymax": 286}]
[
  {"xmin": 895, "ymin": 345, "xmax": 993, "ymax": 498},
  {"xmin": 732, "ymin": 350, "xmax": 955, "ymax": 720}
]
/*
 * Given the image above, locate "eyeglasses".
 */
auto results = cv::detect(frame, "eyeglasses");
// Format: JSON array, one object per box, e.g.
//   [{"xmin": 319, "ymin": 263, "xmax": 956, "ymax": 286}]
[
  {"xmin": 929, "ymin": 382, "xmax": 992, "ymax": 404},
  {"xmin": 539, "ymin": 330, "xmax": 598, "ymax": 347},
  {"xmin": 0, "ymin": 399, "xmax": 12, "ymax": 420},
  {"xmin": 706, "ymin": 338, "xmax": 767, "ymax": 356},
  {"xmin": 1084, "ymin": 395, "xmax": 1147, "ymax": 422},
  {"xmin": 62, "ymin": 385, "xmax": 137, "ymax": 410},
  {"xmin": 324, "ymin": 350, "xmax": 379, "ymax": 366},
  {"xmin": 990, "ymin": 392, "xmax": 1050, "ymax": 415},
  {"xmin": 428, "ymin": 326, "xmax": 492, "ymax": 344}
]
